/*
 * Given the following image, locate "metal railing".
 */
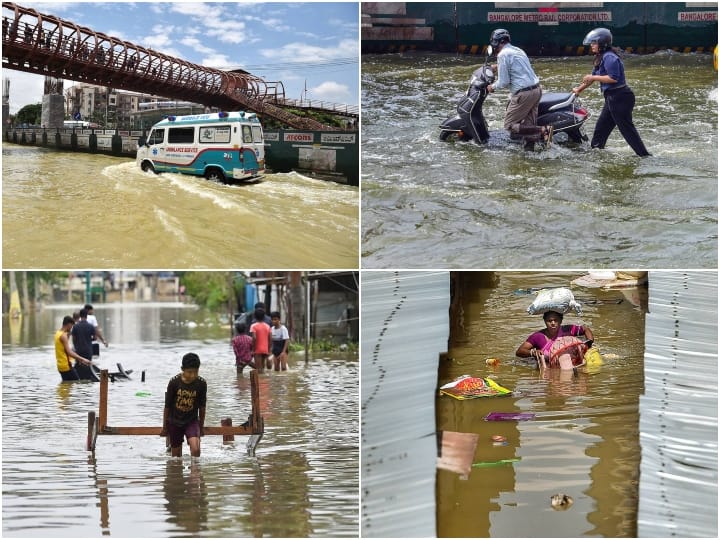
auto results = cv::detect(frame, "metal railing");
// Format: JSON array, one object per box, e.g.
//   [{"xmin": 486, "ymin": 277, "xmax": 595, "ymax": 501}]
[{"xmin": 278, "ymin": 98, "xmax": 359, "ymax": 117}]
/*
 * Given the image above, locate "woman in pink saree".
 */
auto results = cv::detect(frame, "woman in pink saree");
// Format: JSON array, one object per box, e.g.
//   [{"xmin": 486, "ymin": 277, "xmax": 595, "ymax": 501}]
[{"xmin": 516, "ymin": 311, "xmax": 594, "ymax": 370}]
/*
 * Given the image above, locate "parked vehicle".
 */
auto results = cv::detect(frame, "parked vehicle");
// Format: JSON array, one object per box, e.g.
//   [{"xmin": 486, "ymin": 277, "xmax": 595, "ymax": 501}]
[{"xmin": 63, "ymin": 120, "xmax": 90, "ymax": 129}]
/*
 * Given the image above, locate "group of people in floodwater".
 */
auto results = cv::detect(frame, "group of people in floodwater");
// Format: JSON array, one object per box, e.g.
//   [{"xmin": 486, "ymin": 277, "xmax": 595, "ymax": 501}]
[
  {"xmin": 54, "ymin": 304, "xmax": 108, "ymax": 381},
  {"xmin": 159, "ymin": 303, "xmax": 291, "ymax": 459},
  {"xmin": 53, "ymin": 300, "xmax": 292, "ymax": 458},
  {"xmin": 231, "ymin": 302, "xmax": 290, "ymax": 374}
]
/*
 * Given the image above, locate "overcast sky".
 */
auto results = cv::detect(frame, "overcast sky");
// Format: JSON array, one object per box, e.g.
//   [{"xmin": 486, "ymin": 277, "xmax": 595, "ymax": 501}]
[{"xmin": 3, "ymin": 1, "xmax": 359, "ymax": 113}]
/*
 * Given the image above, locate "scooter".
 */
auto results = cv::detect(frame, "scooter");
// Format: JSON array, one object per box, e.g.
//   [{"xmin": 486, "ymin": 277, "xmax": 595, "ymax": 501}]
[{"xmin": 439, "ymin": 46, "xmax": 589, "ymax": 147}]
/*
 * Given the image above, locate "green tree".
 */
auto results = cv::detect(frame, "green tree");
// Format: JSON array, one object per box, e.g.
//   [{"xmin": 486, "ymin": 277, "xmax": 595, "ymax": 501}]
[
  {"xmin": 2, "ymin": 271, "xmax": 67, "ymax": 313},
  {"xmin": 178, "ymin": 272, "xmax": 234, "ymax": 311},
  {"xmin": 15, "ymin": 103, "xmax": 42, "ymax": 126}
]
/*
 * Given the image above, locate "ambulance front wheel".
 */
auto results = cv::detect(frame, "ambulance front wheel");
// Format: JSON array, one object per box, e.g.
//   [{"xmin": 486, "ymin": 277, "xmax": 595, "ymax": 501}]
[
  {"xmin": 205, "ymin": 167, "xmax": 226, "ymax": 183},
  {"xmin": 140, "ymin": 161, "xmax": 156, "ymax": 174}
]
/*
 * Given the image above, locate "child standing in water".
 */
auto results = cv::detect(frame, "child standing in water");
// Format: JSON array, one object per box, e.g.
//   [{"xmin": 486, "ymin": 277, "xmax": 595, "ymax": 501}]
[
  {"xmin": 249, "ymin": 308, "xmax": 272, "ymax": 372},
  {"xmin": 160, "ymin": 353, "xmax": 207, "ymax": 457},
  {"xmin": 270, "ymin": 311, "xmax": 290, "ymax": 371},
  {"xmin": 231, "ymin": 321, "xmax": 255, "ymax": 374}
]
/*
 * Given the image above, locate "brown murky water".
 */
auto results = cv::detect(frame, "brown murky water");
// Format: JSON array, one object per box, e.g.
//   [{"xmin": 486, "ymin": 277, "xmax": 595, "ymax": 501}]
[
  {"xmin": 437, "ymin": 272, "xmax": 646, "ymax": 537},
  {"xmin": 2, "ymin": 304, "xmax": 358, "ymax": 537},
  {"xmin": 2, "ymin": 145, "xmax": 358, "ymax": 268}
]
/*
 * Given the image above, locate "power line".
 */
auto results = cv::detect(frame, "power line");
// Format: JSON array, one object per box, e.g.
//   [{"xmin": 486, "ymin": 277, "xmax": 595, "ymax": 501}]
[{"xmin": 227, "ymin": 58, "xmax": 357, "ymax": 72}]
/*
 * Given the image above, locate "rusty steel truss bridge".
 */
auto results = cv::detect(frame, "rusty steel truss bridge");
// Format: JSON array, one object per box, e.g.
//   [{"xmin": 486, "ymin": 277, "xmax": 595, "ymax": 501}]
[{"xmin": 2, "ymin": 2, "xmax": 355, "ymax": 130}]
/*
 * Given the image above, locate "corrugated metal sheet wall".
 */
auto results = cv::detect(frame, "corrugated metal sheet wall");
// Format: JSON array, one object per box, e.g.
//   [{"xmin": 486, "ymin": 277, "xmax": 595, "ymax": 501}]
[
  {"xmin": 361, "ymin": 271, "xmax": 450, "ymax": 538},
  {"xmin": 638, "ymin": 271, "xmax": 718, "ymax": 537}
]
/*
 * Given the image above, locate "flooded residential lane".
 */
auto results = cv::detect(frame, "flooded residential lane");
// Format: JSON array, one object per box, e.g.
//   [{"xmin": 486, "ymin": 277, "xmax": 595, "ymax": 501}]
[
  {"xmin": 2, "ymin": 305, "xmax": 359, "ymax": 537},
  {"xmin": 437, "ymin": 272, "xmax": 645, "ymax": 537}
]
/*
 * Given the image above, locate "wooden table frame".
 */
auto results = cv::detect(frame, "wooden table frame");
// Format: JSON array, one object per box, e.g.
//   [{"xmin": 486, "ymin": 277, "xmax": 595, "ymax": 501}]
[{"xmin": 87, "ymin": 369, "xmax": 264, "ymax": 455}]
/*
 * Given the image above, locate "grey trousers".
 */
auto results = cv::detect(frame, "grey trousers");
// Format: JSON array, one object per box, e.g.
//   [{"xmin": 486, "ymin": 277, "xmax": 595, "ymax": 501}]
[{"xmin": 504, "ymin": 86, "xmax": 542, "ymax": 134}]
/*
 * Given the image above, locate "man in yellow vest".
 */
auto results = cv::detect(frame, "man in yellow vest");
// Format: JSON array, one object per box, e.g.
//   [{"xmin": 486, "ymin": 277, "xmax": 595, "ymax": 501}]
[{"xmin": 55, "ymin": 315, "xmax": 93, "ymax": 381}]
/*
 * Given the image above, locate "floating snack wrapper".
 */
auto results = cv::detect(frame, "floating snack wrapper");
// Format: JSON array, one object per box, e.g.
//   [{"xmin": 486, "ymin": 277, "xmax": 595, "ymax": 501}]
[{"xmin": 439, "ymin": 375, "xmax": 512, "ymax": 400}]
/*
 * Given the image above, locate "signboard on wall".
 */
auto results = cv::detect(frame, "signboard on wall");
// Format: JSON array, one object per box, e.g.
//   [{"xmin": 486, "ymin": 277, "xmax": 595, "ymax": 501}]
[
  {"xmin": 284, "ymin": 132, "xmax": 314, "ymax": 143},
  {"xmin": 487, "ymin": 11, "xmax": 612, "ymax": 24},
  {"xmin": 321, "ymin": 133, "xmax": 356, "ymax": 144},
  {"xmin": 678, "ymin": 11, "xmax": 717, "ymax": 21}
]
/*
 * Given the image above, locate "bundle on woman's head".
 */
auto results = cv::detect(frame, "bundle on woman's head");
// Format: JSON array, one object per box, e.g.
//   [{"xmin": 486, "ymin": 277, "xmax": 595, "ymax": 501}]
[{"xmin": 527, "ymin": 287, "xmax": 582, "ymax": 316}]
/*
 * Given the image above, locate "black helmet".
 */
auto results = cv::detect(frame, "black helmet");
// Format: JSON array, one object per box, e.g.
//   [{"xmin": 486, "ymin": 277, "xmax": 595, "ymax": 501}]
[
  {"xmin": 583, "ymin": 28, "xmax": 613, "ymax": 51},
  {"xmin": 490, "ymin": 28, "xmax": 511, "ymax": 48}
]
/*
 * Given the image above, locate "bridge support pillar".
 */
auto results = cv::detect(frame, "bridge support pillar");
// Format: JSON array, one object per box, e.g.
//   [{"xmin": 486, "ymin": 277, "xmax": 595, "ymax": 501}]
[
  {"xmin": 41, "ymin": 94, "xmax": 64, "ymax": 130},
  {"xmin": 112, "ymin": 132, "xmax": 123, "ymax": 155}
]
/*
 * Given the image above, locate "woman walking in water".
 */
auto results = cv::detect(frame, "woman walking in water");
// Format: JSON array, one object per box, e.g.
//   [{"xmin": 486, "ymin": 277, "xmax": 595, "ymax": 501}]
[{"xmin": 573, "ymin": 28, "xmax": 651, "ymax": 157}]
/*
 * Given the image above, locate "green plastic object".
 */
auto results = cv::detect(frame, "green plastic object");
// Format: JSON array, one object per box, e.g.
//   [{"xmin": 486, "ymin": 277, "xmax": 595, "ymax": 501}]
[
  {"xmin": 471, "ymin": 457, "xmax": 520, "ymax": 468},
  {"xmin": 135, "ymin": 390, "xmax": 151, "ymax": 397}
]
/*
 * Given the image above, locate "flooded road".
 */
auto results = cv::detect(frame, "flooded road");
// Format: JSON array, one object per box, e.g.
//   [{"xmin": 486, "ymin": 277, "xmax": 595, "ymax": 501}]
[
  {"xmin": 361, "ymin": 53, "xmax": 717, "ymax": 268},
  {"xmin": 438, "ymin": 272, "xmax": 646, "ymax": 537},
  {"xmin": 2, "ymin": 146, "xmax": 358, "ymax": 268},
  {"xmin": 2, "ymin": 304, "xmax": 358, "ymax": 537}
]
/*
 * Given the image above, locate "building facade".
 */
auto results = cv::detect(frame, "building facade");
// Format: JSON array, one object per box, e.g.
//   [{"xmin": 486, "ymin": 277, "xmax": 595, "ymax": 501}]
[{"xmin": 63, "ymin": 83, "xmax": 207, "ymax": 129}]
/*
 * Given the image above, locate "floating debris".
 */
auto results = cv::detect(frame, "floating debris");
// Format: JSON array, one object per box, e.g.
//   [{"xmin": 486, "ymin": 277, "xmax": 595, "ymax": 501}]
[
  {"xmin": 485, "ymin": 412, "xmax": 535, "ymax": 421},
  {"xmin": 550, "ymin": 493, "xmax": 574, "ymax": 510}
]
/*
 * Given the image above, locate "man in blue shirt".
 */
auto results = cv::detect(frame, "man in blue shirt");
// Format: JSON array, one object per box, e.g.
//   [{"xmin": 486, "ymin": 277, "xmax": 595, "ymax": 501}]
[
  {"xmin": 487, "ymin": 29, "xmax": 551, "ymax": 148},
  {"xmin": 70, "ymin": 309, "xmax": 97, "ymax": 380}
]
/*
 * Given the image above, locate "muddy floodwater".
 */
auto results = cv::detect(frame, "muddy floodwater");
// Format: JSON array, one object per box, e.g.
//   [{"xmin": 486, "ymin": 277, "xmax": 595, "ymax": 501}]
[
  {"xmin": 361, "ymin": 53, "xmax": 717, "ymax": 268},
  {"xmin": 2, "ymin": 146, "xmax": 358, "ymax": 268},
  {"xmin": 437, "ymin": 272, "xmax": 646, "ymax": 537},
  {"xmin": 2, "ymin": 304, "xmax": 359, "ymax": 537}
]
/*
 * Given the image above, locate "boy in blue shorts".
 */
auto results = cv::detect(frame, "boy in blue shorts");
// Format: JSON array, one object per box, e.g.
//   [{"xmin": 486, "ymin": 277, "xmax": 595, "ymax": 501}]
[{"xmin": 160, "ymin": 353, "xmax": 207, "ymax": 457}]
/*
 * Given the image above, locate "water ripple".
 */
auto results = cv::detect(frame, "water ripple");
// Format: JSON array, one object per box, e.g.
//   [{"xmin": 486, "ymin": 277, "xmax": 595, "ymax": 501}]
[{"xmin": 362, "ymin": 53, "xmax": 717, "ymax": 268}]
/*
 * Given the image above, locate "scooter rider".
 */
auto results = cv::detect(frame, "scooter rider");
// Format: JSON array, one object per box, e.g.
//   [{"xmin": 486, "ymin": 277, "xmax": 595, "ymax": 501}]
[
  {"xmin": 573, "ymin": 28, "xmax": 651, "ymax": 157},
  {"xmin": 487, "ymin": 28, "xmax": 552, "ymax": 147}
]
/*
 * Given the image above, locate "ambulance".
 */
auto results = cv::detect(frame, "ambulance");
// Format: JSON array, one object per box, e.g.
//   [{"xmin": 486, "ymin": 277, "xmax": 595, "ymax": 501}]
[{"xmin": 136, "ymin": 111, "xmax": 265, "ymax": 182}]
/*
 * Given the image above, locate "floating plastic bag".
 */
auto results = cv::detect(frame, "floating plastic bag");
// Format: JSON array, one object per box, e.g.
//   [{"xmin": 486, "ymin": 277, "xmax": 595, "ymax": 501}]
[
  {"xmin": 439, "ymin": 375, "xmax": 512, "ymax": 400},
  {"xmin": 527, "ymin": 287, "xmax": 582, "ymax": 315}
]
